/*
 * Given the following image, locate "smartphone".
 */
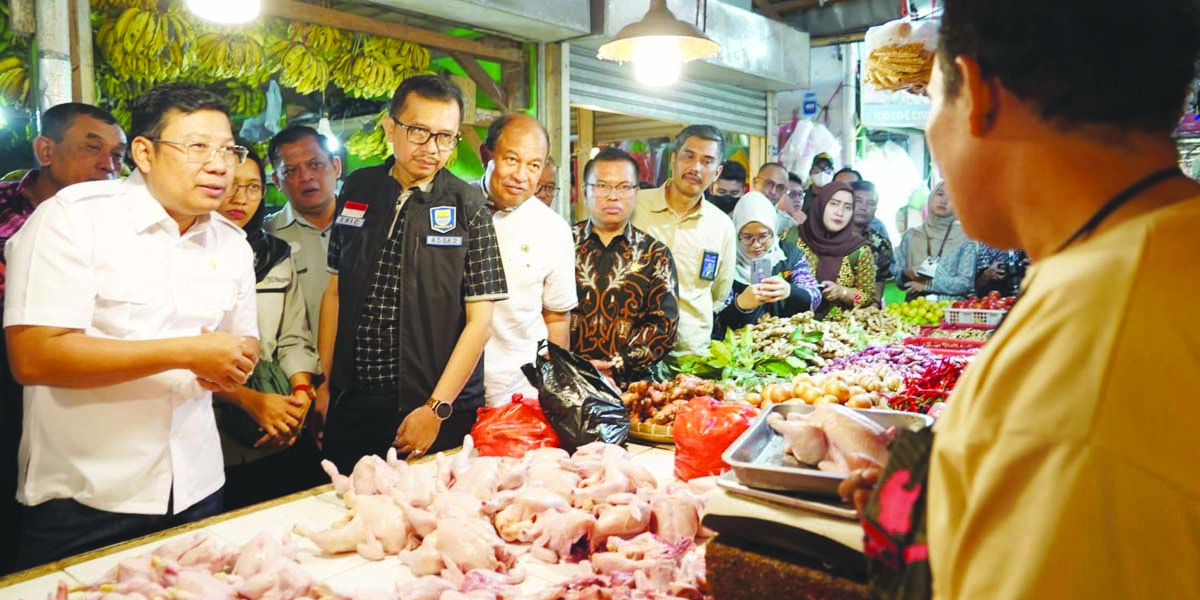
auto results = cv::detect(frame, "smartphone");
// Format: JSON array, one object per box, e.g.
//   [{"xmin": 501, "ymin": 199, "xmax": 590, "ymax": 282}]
[{"xmin": 751, "ymin": 257, "xmax": 773, "ymax": 284}]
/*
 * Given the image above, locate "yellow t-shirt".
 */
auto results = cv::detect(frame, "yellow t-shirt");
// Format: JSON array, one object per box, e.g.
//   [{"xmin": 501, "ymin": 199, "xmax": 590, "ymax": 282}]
[{"xmin": 927, "ymin": 198, "xmax": 1200, "ymax": 599}]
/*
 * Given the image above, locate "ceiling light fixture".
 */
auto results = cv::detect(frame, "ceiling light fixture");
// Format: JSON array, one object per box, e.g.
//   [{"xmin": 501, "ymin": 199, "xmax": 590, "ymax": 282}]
[
  {"xmin": 186, "ymin": 0, "xmax": 262, "ymax": 25},
  {"xmin": 597, "ymin": 0, "xmax": 720, "ymax": 87}
]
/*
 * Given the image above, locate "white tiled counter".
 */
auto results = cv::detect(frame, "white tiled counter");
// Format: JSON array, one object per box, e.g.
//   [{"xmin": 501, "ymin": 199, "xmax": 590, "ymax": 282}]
[{"xmin": 0, "ymin": 443, "xmax": 679, "ymax": 600}]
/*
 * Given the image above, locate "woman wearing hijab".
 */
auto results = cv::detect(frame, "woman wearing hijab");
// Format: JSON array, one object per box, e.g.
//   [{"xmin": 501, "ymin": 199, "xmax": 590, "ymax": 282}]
[
  {"xmin": 796, "ymin": 182, "xmax": 877, "ymax": 316},
  {"xmin": 213, "ymin": 143, "xmax": 321, "ymax": 510},
  {"xmin": 895, "ymin": 182, "xmax": 976, "ymax": 300},
  {"xmin": 714, "ymin": 192, "xmax": 821, "ymax": 338}
]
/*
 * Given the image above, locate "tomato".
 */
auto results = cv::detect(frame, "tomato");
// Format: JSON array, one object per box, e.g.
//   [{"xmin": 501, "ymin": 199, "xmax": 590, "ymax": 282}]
[{"xmin": 987, "ymin": 291, "xmax": 1001, "ymax": 299}]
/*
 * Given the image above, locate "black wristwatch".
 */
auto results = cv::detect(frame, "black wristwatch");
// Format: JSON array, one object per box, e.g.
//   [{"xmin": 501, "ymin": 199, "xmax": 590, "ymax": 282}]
[{"xmin": 425, "ymin": 397, "xmax": 453, "ymax": 421}]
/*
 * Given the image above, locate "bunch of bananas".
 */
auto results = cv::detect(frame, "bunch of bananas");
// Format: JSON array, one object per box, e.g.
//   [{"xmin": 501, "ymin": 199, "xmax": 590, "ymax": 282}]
[
  {"xmin": 96, "ymin": 68, "xmax": 153, "ymax": 103},
  {"xmin": 0, "ymin": 57, "xmax": 28, "ymax": 108},
  {"xmin": 268, "ymin": 40, "xmax": 330, "ymax": 95},
  {"xmin": 193, "ymin": 31, "xmax": 266, "ymax": 81},
  {"xmin": 345, "ymin": 112, "xmax": 390, "ymax": 160},
  {"xmin": 287, "ymin": 22, "xmax": 351, "ymax": 61},
  {"xmin": 95, "ymin": 5, "xmax": 194, "ymax": 83},
  {"xmin": 223, "ymin": 80, "xmax": 267, "ymax": 117},
  {"xmin": 331, "ymin": 52, "xmax": 397, "ymax": 99},
  {"xmin": 91, "ymin": 0, "xmax": 149, "ymax": 13}
]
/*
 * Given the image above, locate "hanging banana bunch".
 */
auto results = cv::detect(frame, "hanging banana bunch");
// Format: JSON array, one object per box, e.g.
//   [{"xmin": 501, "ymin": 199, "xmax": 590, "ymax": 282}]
[
  {"xmin": 330, "ymin": 51, "xmax": 397, "ymax": 100},
  {"xmin": 95, "ymin": 3, "xmax": 197, "ymax": 84},
  {"xmin": 0, "ymin": 56, "xmax": 28, "ymax": 108},
  {"xmin": 223, "ymin": 80, "xmax": 267, "ymax": 117},
  {"xmin": 345, "ymin": 111, "xmax": 390, "ymax": 160},
  {"xmin": 287, "ymin": 22, "xmax": 352, "ymax": 62},
  {"xmin": 267, "ymin": 39, "xmax": 330, "ymax": 96}
]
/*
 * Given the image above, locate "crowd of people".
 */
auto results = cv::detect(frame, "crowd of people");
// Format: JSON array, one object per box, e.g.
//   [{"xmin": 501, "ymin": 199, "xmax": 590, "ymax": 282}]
[{"xmin": 0, "ymin": 71, "xmax": 1033, "ymax": 573}]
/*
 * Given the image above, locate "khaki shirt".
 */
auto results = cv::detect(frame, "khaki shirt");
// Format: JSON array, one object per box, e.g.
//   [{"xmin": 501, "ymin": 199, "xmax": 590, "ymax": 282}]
[
  {"xmin": 265, "ymin": 203, "xmax": 329, "ymax": 341},
  {"xmin": 928, "ymin": 199, "xmax": 1200, "ymax": 599},
  {"xmin": 633, "ymin": 184, "xmax": 735, "ymax": 355}
]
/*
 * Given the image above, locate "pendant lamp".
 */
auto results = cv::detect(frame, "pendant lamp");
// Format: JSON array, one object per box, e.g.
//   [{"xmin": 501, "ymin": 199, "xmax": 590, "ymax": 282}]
[
  {"xmin": 597, "ymin": 0, "xmax": 720, "ymax": 87},
  {"xmin": 186, "ymin": 0, "xmax": 262, "ymax": 25}
]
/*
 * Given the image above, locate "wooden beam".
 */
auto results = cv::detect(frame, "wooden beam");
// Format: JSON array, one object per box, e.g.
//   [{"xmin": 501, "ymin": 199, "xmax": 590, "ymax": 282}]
[
  {"xmin": 448, "ymin": 51, "xmax": 509, "ymax": 113},
  {"xmin": 261, "ymin": 0, "xmax": 526, "ymax": 64},
  {"xmin": 575, "ymin": 108, "xmax": 594, "ymax": 223},
  {"xmin": 751, "ymin": 0, "xmax": 780, "ymax": 18},
  {"xmin": 811, "ymin": 30, "xmax": 866, "ymax": 47},
  {"xmin": 460, "ymin": 125, "xmax": 484, "ymax": 167},
  {"xmin": 500, "ymin": 59, "xmax": 528, "ymax": 112}
]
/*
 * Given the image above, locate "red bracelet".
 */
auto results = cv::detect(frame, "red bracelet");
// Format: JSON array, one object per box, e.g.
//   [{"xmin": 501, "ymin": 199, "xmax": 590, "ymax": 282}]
[{"xmin": 293, "ymin": 384, "xmax": 312, "ymax": 395}]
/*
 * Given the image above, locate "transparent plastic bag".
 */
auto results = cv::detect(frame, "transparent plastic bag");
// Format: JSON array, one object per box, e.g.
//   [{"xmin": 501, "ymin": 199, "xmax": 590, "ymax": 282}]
[{"xmin": 863, "ymin": 18, "xmax": 939, "ymax": 95}]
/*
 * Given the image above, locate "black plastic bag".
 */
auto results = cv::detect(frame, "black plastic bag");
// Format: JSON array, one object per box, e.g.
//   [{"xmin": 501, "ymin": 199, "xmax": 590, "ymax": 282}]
[{"xmin": 521, "ymin": 340, "xmax": 629, "ymax": 452}]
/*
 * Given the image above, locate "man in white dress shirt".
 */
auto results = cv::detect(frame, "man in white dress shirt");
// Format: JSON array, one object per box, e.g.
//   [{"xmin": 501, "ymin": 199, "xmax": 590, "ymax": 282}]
[
  {"xmin": 479, "ymin": 114, "xmax": 577, "ymax": 406},
  {"xmin": 3, "ymin": 84, "xmax": 260, "ymax": 568}
]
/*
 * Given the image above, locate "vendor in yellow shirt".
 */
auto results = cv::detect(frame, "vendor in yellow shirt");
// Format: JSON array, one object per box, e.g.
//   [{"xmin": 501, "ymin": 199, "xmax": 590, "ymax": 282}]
[{"xmin": 843, "ymin": 1, "xmax": 1200, "ymax": 598}]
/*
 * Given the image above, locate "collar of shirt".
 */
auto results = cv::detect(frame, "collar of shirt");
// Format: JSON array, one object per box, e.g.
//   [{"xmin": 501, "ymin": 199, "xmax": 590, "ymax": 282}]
[
  {"xmin": 271, "ymin": 202, "xmax": 329, "ymax": 232},
  {"xmin": 125, "ymin": 170, "xmax": 218, "ymax": 237},
  {"xmin": 582, "ymin": 219, "xmax": 633, "ymax": 245},
  {"xmin": 644, "ymin": 182, "xmax": 704, "ymax": 221},
  {"xmin": 399, "ymin": 178, "xmax": 434, "ymax": 205}
]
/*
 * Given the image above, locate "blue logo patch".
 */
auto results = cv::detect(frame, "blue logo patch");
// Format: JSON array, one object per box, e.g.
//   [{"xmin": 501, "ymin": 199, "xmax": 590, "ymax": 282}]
[{"xmin": 430, "ymin": 206, "xmax": 457, "ymax": 233}]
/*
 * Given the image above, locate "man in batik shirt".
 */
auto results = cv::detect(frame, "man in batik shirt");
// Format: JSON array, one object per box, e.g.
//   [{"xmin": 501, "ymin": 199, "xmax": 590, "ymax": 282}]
[{"xmin": 572, "ymin": 147, "xmax": 678, "ymax": 387}]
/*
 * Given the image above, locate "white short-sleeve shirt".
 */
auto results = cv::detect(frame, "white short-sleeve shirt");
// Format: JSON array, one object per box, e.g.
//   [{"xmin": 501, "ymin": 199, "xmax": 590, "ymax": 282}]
[
  {"xmin": 3, "ymin": 171, "xmax": 258, "ymax": 515},
  {"xmin": 484, "ymin": 198, "xmax": 577, "ymax": 406}
]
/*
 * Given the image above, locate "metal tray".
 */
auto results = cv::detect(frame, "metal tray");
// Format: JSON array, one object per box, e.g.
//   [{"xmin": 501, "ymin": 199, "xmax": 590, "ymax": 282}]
[
  {"xmin": 716, "ymin": 472, "xmax": 858, "ymax": 520},
  {"xmin": 721, "ymin": 402, "xmax": 933, "ymax": 498}
]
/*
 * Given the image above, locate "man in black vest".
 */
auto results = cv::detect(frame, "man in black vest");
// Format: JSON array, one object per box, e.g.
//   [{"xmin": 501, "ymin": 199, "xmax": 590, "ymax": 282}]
[{"xmin": 314, "ymin": 75, "xmax": 507, "ymax": 472}]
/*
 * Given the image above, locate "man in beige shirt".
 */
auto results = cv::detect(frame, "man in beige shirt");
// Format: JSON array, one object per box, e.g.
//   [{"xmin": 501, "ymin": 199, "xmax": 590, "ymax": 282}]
[
  {"xmin": 898, "ymin": 1, "xmax": 1200, "ymax": 598},
  {"xmin": 633, "ymin": 124, "xmax": 735, "ymax": 355}
]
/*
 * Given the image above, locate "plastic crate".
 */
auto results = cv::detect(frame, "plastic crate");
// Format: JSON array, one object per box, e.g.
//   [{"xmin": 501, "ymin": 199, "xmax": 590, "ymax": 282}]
[
  {"xmin": 917, "ymin": 323, "xmax": 996, "ymax": 337},
  {"xmin": 943, "ymin": 307, "xmax": 1007, "ymax": 326},
  {"xmin": 903, "ymin": 336, "xmax": 984, "ymax": 356}
]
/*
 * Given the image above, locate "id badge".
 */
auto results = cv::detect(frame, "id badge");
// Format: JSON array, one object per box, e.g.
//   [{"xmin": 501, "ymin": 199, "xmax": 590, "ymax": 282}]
[
  {"xmin": 916, "ymin": 256, "xmax": 939, "ymax": 278},
  {"xmin": 699, "ymin": 250, "xmax": 719, "ymax": 282}
]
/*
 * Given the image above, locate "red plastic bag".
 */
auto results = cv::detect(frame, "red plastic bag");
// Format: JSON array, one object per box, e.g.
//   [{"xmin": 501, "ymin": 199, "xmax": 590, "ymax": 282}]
[
  {"xmin": 673, "ymin": 396, "xmax": 759, "ymax": 481},
  {"xmin": 471, "ymin": 394, "xmax": 561, "ymax": 457}
]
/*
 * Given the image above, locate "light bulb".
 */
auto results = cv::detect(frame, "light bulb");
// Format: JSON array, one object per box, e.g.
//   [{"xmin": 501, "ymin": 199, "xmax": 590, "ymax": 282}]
[
  {"xmin": 318, "ymin": 117, "xmax": 340, "ymax": 153},
  {"xmin": 186, "ymin": 0, "xmax": 261, "ymax": 25},
  {"xmin": 632, "ymin": 37, "xmax": 683, "ymax": 87}
]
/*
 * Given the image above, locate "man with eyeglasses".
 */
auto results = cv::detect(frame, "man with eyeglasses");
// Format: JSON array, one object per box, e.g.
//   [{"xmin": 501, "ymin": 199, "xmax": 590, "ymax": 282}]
[
  {"xmin": 317, "ymin": 75, "xmax": 507, "ymax": 473},
  {"xmin": 4, "ymin": 84, "xmax": 260, "ymax": 567},
  {"xmin": 534, "ymin": 156, "xmax": 558, "ymax": 209},
  {"xmin": 477, "ymin": 113, "xmax": 576, "ymax": 406},
  {"xmin": 633, "ymin": 124, "xmax": 736, "ymax": 355},
  {"xmin": 573, "ymin": 147, "xmax": 678, "ymax": 386},
  {"xmin": 265, "ymin": 125, "xmax": 342, "ymax": 342},
  {"xmin": 0, "ymin": 102, "xmax": 125, "ymax": 574},
  {"xmin": 753, "ymin": 161, "xmax": 799, "ymax": 244}
]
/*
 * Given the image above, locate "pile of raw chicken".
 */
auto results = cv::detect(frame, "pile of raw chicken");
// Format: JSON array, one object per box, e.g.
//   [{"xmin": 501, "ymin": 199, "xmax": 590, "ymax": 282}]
[
  {"xmin": 55, "ymin": 437, "xmax": 712, "ymax": 600},
  {"xmin": 767, "ymin": 403, "xmax": 894, "ymax": 473}
]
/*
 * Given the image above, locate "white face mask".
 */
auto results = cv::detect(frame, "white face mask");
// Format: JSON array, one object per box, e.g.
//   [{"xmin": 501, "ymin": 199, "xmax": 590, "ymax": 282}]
[{"xmin": 812, "ymin": 172, "xmax": 833, "ymax": 187}]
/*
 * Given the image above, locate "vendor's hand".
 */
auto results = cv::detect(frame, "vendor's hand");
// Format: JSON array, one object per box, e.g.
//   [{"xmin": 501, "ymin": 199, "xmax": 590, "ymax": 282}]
[
  {"xmin": 820, "ymin": 281, "xmax": 843, "ymax": 301},
  {"xmin": 190, "ymin": 328, "xmax": 258, "ymax": 391},
  {"xmin": 248, "ymin": 391, "xmax": 307, "ymax": 447},
  {"xmin": 756, "ymin": 276, "xmax": 791, "ymax": 303},
  {"xmin": 980, "ymin": 261, "xmax": 1005, "ymax": 285},
  {"xmin": 838, "ymin": 466, "xmax": 883, "ymax": 514},
  {"xmin": 904, "ymin": 280, "xmax": 928, "ymax": 293},
  {"xmin": 394, "ymin": 406, "xmax": 441, "ymax": 460}
]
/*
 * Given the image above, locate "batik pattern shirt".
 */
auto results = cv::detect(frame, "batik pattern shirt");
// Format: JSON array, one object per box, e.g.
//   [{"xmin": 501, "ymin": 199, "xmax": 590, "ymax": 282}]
[
  {"xmin": 571, "ymin": 221, "xmax": 679, "ymax": 381},
  {"xmin": 0, "ymin": 170, "xmax": 38, "ymax": 309}
]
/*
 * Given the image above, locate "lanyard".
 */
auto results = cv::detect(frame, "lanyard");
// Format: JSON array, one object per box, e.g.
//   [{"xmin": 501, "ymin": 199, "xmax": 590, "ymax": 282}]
[
  {"xmin": 1054, "ymin": 166, "xmax": 1181, "ymax": 253},
  {"xmin": 997, "ymin": 166, "xmax": 1182, "ymax": 331},
  {"xmin": 925, "ymin": 221, "xmax": 955, "ymax": 260}
]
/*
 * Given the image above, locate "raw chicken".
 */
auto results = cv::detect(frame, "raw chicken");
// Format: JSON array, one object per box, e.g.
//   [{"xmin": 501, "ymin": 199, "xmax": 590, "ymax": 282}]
[
  {"xmin": 591, "ymin": 493, "xmax": 652, "ymax": 549},
  {"xmin": 523, "ymin": 449, "xmax": 581, "ymax": 501},
  {"xmin": 768, "ymin": 404, "xmax": 895, "ymax": 473},
  {"xmin": 394, "ymin": 575, "xmax": 457, "ymax": 600},
  {"xmin": 293, "ymin": 492, "xmax": 415, "ymax": 559},
  {"xmin": 526, "ymin": 507, "xmax": 595, "ymax": 563},
  {"xmin": 399, "ymin": 517, "xmax": 516, "ymax": 577},
  {"xmin": 649, "ymin": 482, "xmax": 703, "ymax": 543},
  {"xmin": 487, "ymin": 486, "xmax": 573, "ymax": 542}
]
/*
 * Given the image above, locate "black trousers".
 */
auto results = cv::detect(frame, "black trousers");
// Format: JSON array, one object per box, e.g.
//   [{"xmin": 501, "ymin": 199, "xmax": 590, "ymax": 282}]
[
  {"xmin": 0, "ymin": 336, "xmax": 22, "ymax": 576},
  {"xmin": 222, "ymin": 435, "xmax": 328, "ymax": 512},
  {"xmin": 321, "ymin": 390, "xmax": 477, "ymax": 475}
]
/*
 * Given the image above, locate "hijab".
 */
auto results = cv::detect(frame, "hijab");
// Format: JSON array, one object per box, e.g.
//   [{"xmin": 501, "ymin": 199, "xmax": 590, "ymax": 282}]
[
  {"xmin": 798, "ymin": 182, "xmax": 867, "ymax": 282},
  {"xmin": 244, "ymin": 200, "xmax": 292, "ymax": 283},
  {"xmin": 731, "ymin": 192, "xmax": 787, "ymax": 285},
  {"xmin": 905, "ymin": 182, "xmax": 968, "ymax": 270}
]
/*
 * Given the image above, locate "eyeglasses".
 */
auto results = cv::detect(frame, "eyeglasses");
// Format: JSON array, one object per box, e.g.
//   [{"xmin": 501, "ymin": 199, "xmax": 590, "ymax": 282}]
[
  {"xmin": 537, "ymin": 184, "xmax": 559, "ymax": 196},
  {"xmin": 587, "ymin": 182, "xmax": 638, "ymax": 197},
  {"xmin": 784, "ymin": 188, "xmax": 803, "ymax": 199},
  {"xmin": 391, "ymin": 118, "xmax": 460, "ymax": 151},
  {"xmin": 279, "ymin": 159, "xmax": 329, "ymax": 180},
  {"xmin": 151, "ymin": 139, "xmax": 248, "ymax": 166},
  {"xmin": 812, "ymin": 166, "xmax": 834, "ymax": 175},
  {"xmin": 754, "ymin": 178, "xmax": 786, "ymax": 194},
  {"xmin": 232, "ymin": 183, "xmax": 264, "ymax": 198},
  {"xmin": 738, "ymin": 232, "xmax": 774, "ymax": 246}
]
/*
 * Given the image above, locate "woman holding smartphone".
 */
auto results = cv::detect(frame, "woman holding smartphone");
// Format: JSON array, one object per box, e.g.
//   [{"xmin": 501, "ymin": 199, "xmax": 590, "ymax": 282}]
[{"xmin": 714, "ymin": 192, "xmax": 821, "ymax": 339}]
